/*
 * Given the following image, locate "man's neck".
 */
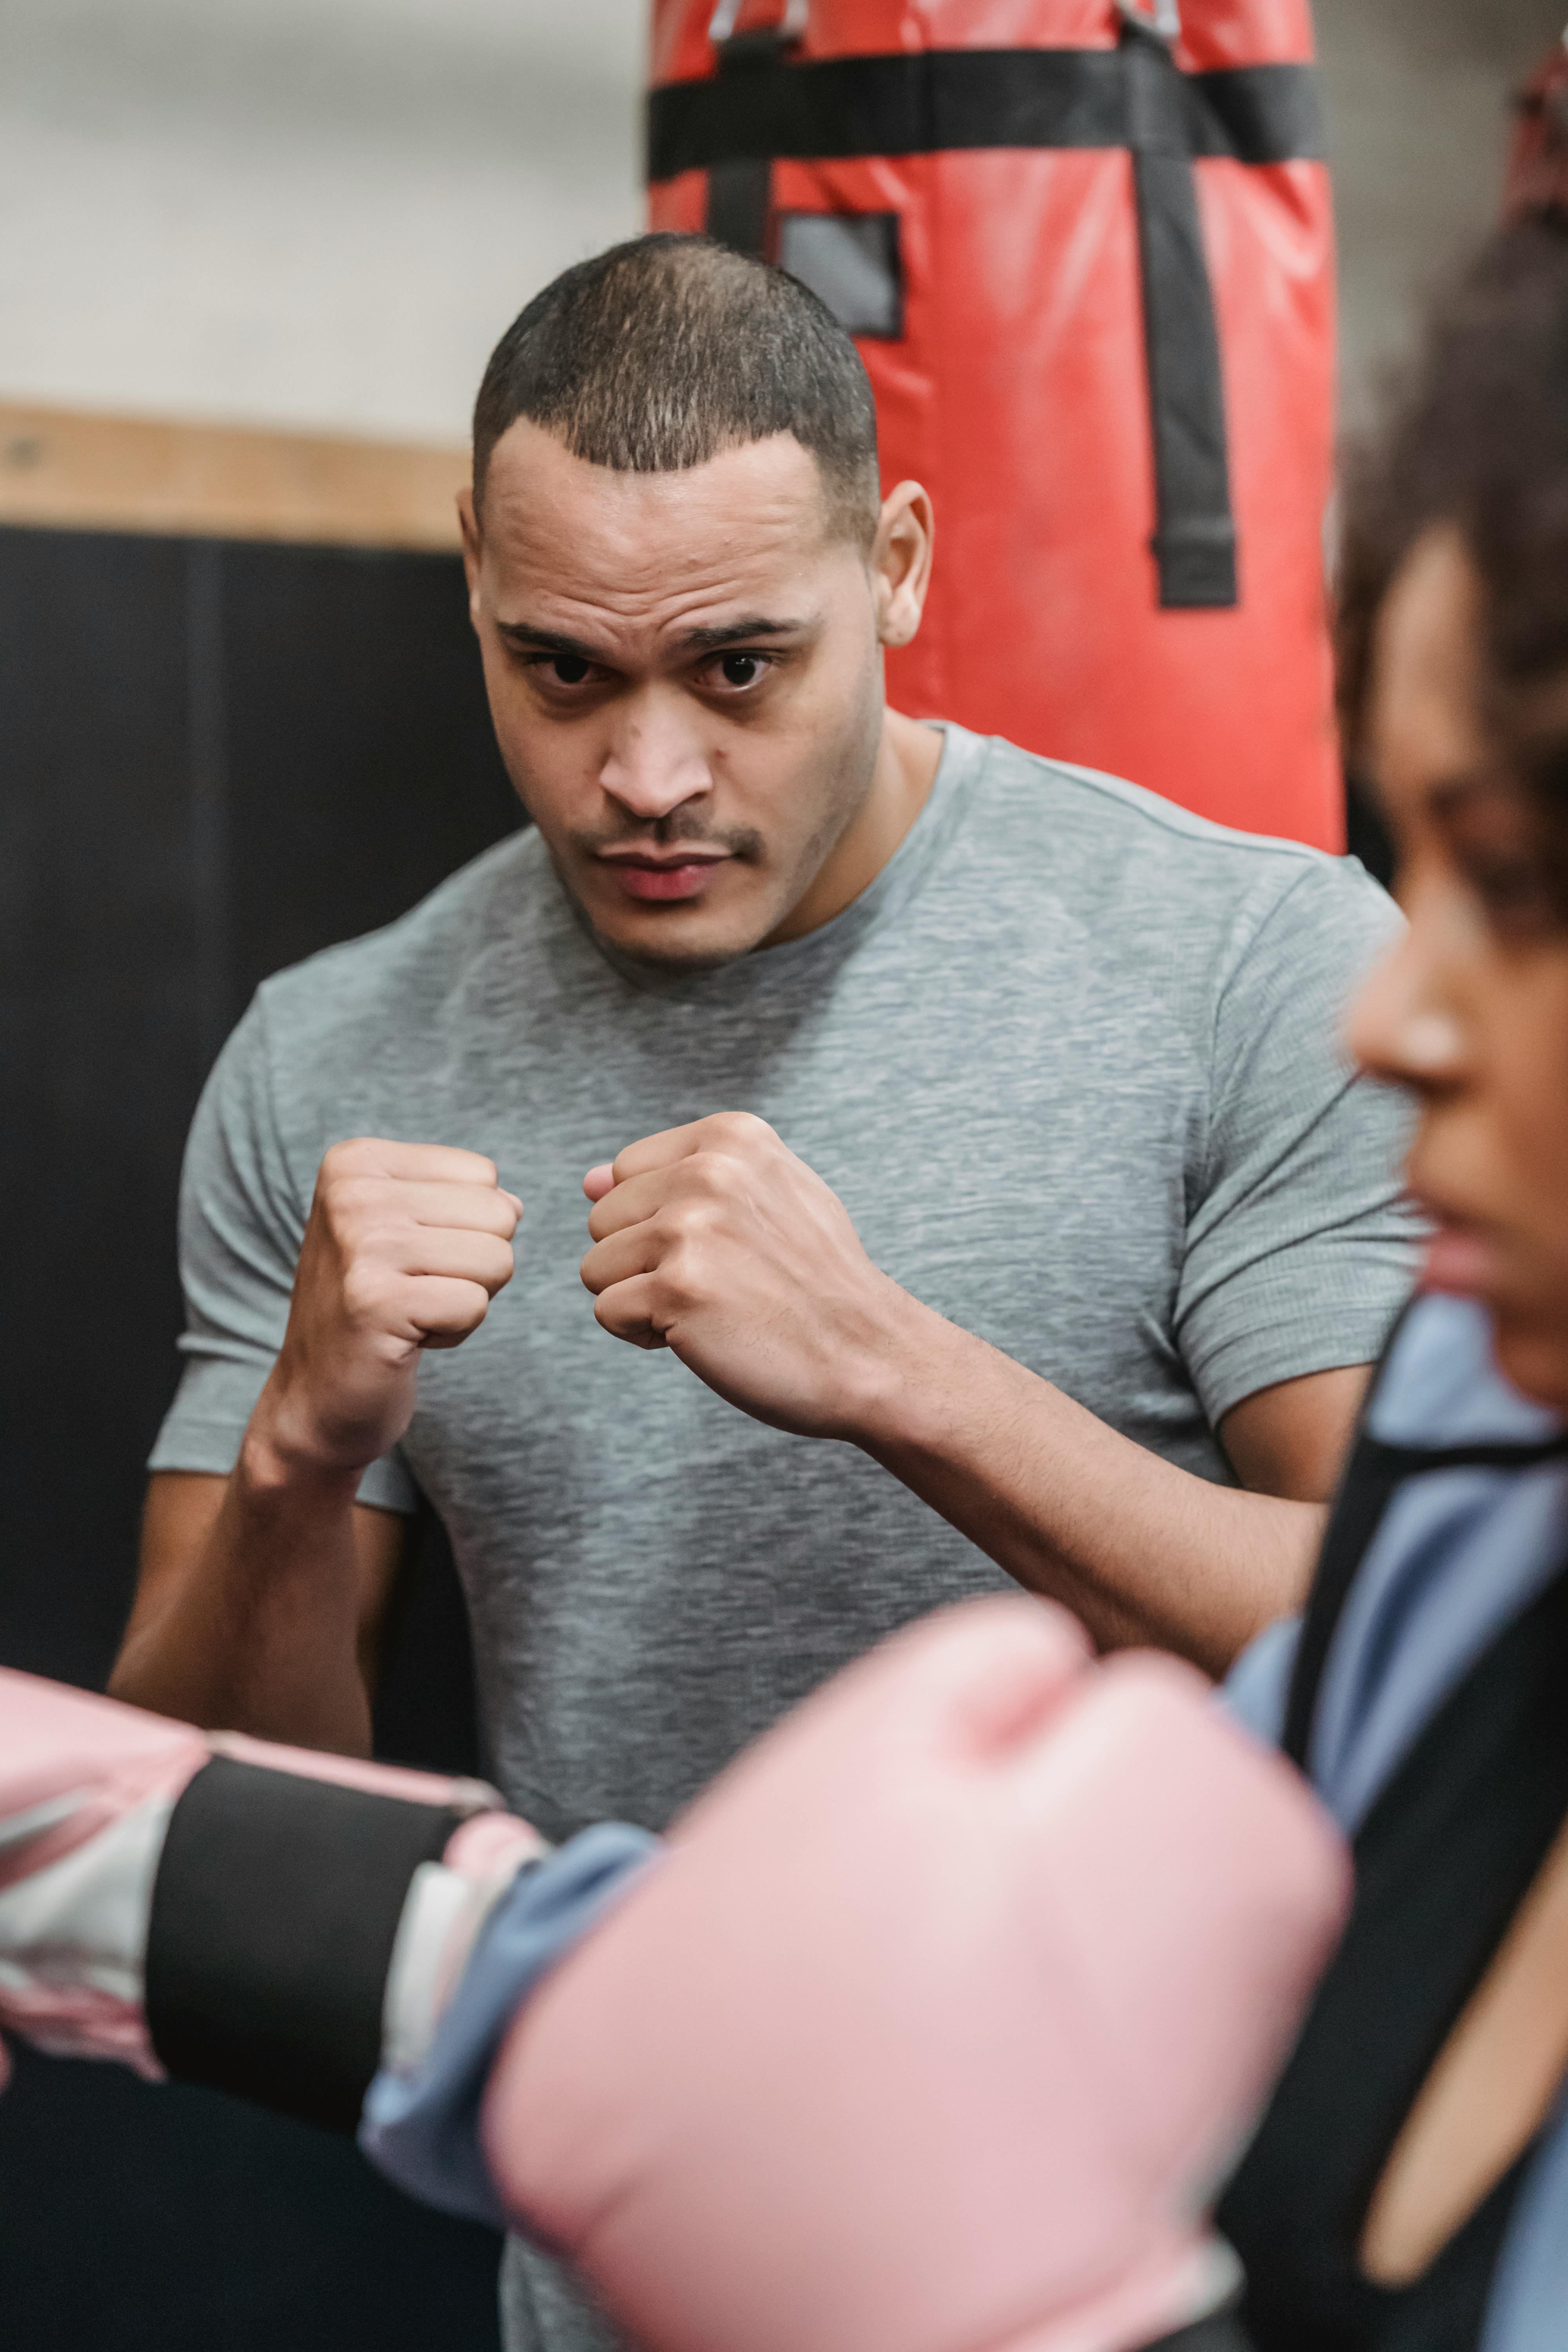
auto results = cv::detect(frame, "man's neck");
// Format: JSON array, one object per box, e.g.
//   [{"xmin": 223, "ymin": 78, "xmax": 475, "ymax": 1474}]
[{"xmin": 763, "ymin": 708, "xmax": 943, "ymax": 948}]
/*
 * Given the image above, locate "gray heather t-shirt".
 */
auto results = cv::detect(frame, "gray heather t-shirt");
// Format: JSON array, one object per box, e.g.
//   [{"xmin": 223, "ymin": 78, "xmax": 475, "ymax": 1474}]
[{"xmin": 151, "ymin": 723, "xmax": 1417, "ymax": 2352}]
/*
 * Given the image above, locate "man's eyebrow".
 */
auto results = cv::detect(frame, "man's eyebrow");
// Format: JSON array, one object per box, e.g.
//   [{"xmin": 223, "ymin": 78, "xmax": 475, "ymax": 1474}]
[
  {"xmin": 679, "ymin": 615, "xmax": 815, "ymax": 650},
  {"xmin": 492, "ymin": 615, "xmax": 815, "ymax": 663},
  {"xmin": 495, "ymin": 622, "xmax": 611, "ymax": 663}
]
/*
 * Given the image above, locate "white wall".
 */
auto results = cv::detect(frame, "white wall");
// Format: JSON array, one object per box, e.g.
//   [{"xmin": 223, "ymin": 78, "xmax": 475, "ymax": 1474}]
[
  {"xmin": 0, "ymin": 0, "xmax": 1564, "ymax": 446},
  {"xmin": 1318, "ymin": 0, "xmax": 1567, "ymax": 428},
  {"xmin": 0, "ymin": 0, "xmax": 644, "ymax": 443}
]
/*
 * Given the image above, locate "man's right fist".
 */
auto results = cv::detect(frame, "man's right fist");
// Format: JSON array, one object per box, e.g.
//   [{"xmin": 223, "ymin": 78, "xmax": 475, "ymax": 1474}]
[{"xmin": 254, "ymin": 1139, "xmax": 521, "ymax": 1475}]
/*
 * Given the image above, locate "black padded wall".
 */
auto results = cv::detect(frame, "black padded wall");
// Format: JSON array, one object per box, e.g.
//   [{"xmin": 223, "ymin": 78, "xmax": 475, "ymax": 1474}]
[{"xmin": 0, "ymin": 522, "xmax": 521, "ymax": 2351}]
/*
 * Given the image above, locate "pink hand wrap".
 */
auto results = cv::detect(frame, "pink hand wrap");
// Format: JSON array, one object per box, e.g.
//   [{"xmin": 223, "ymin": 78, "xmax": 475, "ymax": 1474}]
[{"xmin": 483, "ymin": 1597, "xmax": 1349, "ymax": 2352}]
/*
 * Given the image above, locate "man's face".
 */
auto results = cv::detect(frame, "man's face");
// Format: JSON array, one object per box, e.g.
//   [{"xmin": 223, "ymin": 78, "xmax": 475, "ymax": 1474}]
[{"xmin": 460, "ymin": 422, "xmax": 890, "ymax": 967}]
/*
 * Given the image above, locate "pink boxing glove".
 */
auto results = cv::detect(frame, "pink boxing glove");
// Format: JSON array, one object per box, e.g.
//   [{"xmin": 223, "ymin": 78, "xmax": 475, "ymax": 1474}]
[
  {"xmin": 483, "ymin": 1596, "xmax": 1350, "ymax": 2352},
  {"xmin": 0, "ymin": 1668, "xmax": 541, "ymax": 2111}
]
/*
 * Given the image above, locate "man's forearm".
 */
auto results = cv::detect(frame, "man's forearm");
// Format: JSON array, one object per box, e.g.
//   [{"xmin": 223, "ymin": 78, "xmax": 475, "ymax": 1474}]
[
  {"xmin": 110, "ymin": 1435, "xmax": 372, "ymax": 1754},
  {"xmin": 846, "ymin": 1295, "xmax": 1323, "ymax": 1674}
]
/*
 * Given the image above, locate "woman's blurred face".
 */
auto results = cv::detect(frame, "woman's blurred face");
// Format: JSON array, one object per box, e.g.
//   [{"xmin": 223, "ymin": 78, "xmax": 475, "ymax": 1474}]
[{"xmin": 1349, "ymin": 523, "xmax": 1568, "ymax": 1411}]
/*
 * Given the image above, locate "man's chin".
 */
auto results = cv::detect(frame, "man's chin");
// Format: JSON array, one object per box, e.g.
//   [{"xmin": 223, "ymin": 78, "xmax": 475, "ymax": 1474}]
[
  {"xmin": 584, "ymin": 897, "xmax": 775, "ymax": 975},
  {"xmin": 601, "ymin": 926, "xmax": 751, "ymax": 975},
  {"xmin": 563, "ymin": 867, "xmax": 787, "ymax": 972}
]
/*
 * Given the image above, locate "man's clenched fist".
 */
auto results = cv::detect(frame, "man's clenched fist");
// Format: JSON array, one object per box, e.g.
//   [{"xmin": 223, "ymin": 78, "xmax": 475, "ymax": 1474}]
[
  {"xmin": 580, "ymin": 1114, "xmax": 910, "ymax": 1439},
  {"xmin": 255, "ymin": 1140, "xmax": 521, "ymax": 1477}
]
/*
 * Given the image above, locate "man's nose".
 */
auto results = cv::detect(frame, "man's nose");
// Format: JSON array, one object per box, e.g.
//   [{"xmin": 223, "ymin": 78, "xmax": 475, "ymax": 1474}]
[
  {"xmin": 1345, "ymin": 902, "xmax": 1468, "ymax": 1093},
  {"xmin": 599, "ymin": 699, "xmax": 713, "ymax": 825}
]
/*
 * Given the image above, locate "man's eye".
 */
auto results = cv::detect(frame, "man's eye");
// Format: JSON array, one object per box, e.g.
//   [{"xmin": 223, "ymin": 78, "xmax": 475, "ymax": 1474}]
[
  {"xmin": 549, "ymin": 655, "xmax": 592, "ymax": 686},
  {"xmin": 715, "ymin": 653, "xmax": 767, "ymax": 689}
]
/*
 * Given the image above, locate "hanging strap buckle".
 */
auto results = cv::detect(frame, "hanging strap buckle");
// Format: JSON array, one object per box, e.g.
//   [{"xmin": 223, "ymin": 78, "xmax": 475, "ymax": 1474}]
[
  {"xmin": 708, "ymin": 0, "xmax": 807, "ymax": 46},
  {"xmin": 1116, "ymin": 0, "xmax": 1181, "ymax": 41}
]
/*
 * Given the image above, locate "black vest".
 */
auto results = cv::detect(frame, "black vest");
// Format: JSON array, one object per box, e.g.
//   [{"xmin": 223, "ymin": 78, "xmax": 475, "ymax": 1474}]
[{"xmin": 1206, "ymin": 1378, "xmax": 1568, "ymax": 2352}]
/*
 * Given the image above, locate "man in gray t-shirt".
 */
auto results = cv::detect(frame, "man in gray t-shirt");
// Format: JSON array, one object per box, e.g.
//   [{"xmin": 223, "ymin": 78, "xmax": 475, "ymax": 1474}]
[
  {"xmin": 147, "ymin": 704, "xmax": 1412, "ymax": 1826},
  {"xmin": 113, "ymin": 237, "xmax": 1417, "ymax": 2352}
]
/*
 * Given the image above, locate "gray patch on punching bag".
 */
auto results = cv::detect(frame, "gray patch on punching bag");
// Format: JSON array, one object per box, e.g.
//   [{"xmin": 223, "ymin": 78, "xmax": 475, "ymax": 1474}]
[{"xmin": 775, "ymin": 212, "xmax": 903, "ymax": 339}]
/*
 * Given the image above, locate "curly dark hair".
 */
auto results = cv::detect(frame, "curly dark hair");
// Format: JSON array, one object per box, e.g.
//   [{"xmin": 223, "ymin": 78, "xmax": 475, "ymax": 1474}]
[{"xmin": 1338, "ymin": 213, "xmax": 1568, "ymax": 834}]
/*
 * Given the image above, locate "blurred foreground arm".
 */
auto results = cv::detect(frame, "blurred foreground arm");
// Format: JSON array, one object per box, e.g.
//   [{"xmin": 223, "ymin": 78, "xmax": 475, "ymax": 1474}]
[
  {"xmin": 2, "ymin": 1605, "xmax": 1345, "ymax": 2352},
  {"xmin": 0, "ymin": 1664, "xmax": 644, "ymax": 2123}
]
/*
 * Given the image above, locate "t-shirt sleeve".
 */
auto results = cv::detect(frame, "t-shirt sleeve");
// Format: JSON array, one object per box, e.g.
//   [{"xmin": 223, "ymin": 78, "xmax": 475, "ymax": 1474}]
[
  {"xmin": 1174, "ymin": 858, "xmax": 1423, "ymax": 1430},
  {"xmin": 146, "ymin": 990, "xmax": 419, "ymax": 1514}
]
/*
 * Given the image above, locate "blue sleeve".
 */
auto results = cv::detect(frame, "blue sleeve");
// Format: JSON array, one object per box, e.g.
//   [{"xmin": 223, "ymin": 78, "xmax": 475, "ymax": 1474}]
[
  {"xmin": 359, "ymin": 1822, "xmax": 659, "ymax": 2229},
  {"xmin": 1221, "ymin": 1615, "xmax": 1301, "ymax": 1749}
]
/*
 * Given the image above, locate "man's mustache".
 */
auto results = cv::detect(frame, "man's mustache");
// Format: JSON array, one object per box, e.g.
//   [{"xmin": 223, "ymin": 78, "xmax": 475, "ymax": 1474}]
[{"xmin": 571, "ymin": 817, "xmax": 766, "ymax": 860}]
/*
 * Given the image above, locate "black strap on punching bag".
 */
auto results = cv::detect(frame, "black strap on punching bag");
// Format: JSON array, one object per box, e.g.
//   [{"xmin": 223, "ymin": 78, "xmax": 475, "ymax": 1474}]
[
  {"xmin": 1121, "ymin": 11, "xmax": 1236, "ymax": 607},
  {"xmin": 654, "ymin": 5, "xmax": 1328, "ymax": 610},
  {"xmin": 702, "ymin": 0, "xmax": 806, "ymax": 257}
]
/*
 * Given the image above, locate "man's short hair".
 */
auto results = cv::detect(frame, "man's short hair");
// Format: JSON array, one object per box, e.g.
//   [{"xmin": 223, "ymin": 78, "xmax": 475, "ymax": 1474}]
[{"xmin": 472, "ymin": 234, "xmax": 882, "ymax": 548}]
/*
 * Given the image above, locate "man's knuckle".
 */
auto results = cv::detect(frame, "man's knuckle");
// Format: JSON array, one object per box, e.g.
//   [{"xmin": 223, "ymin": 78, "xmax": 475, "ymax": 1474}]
[
  {"xmin": 340, "ymin": 1264, "xmax": 391, "ymax": 1323},
  {"xmin": 658, "ymin": 1252, "xmax": 701, "ymax": 1311},
  {"xmin": 684, "ymin": 1156, "xmax": 728, "ymax": 1203},
  {"xmin": 323, "ymin": 1173, "xmax": 381, "ymax": 1224},
  {"xmin": 325, "ymin": 1136, "xmax": 390, "ymax": 1186}
]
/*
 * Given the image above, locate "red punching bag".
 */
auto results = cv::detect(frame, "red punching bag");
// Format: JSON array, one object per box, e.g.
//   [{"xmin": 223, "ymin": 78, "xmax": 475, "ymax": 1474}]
[{"xmin": 648, "ymin": 0, "xmax": 1340, "ymax": 849}]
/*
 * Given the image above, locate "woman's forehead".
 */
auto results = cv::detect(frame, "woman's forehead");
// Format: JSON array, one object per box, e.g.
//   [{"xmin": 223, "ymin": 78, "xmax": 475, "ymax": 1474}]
[{"xmin": 1370, "ymin": 527, "xmax": 1488, "ymax": 817}]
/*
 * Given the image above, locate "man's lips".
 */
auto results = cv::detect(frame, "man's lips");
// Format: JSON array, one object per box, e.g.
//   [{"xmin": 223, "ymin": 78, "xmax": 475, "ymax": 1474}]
[{"xmin": 597, "ymin": 851, "xmax": 731, "ymax": 904}]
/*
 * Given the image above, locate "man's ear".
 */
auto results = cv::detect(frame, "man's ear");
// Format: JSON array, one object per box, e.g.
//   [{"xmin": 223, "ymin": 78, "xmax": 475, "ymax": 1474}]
[
  {"xmin": 457, "ymin": 486, "xmax": 484, "ymax": 629},
  {"xmin": 871, "ymin": 481, "xmax": 935, "ymax": 651}
]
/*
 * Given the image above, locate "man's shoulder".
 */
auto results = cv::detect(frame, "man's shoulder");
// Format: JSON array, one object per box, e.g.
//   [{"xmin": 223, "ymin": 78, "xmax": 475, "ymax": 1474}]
[
  {"xmin": 956, "ymin": 729, "xmax": 1396, "ymax": 951},
  {"xmin": 968, "ymin": 730, "xmax": 1349, "ymax": 885},
  {"xmin": 253, "ymin": 825, "xmax": 550, "ymax": 1049}
]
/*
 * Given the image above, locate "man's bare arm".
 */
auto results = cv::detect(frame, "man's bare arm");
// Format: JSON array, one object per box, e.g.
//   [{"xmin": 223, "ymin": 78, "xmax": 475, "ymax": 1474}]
[
  {"xmin": 109, "ymin": 1137, "xmax": 521, "ymax": 1752},
  {"xmin": 580, "ymin": 1114, "xmax": 1372, "ymax": 1676},
  {"xmin": 848, "ymin": 1334, "xmax": 1362, "ymax": 1673},
  {"xmin": 111, "ymin": 1471, "xmax": 408, "ymax": 1753}
]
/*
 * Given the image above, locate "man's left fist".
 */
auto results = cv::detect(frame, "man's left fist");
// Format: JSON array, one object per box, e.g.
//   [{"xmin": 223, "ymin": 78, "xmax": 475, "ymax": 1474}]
[{"xmin": 580, "ymin": 1113, "xmax": 909, "ymax": 1438}]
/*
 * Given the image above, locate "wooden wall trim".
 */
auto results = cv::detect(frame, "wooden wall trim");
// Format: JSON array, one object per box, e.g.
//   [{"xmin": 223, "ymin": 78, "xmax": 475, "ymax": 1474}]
[{"xmin": 0, "ymin": 402, "xmax": 466, "ymax": 550}]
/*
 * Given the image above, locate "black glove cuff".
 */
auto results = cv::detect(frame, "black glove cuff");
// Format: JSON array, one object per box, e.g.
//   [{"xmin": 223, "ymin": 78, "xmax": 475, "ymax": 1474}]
[{"xmin": 145, "ymin": 1755, "xmax": 465, "ymax": 2132}]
